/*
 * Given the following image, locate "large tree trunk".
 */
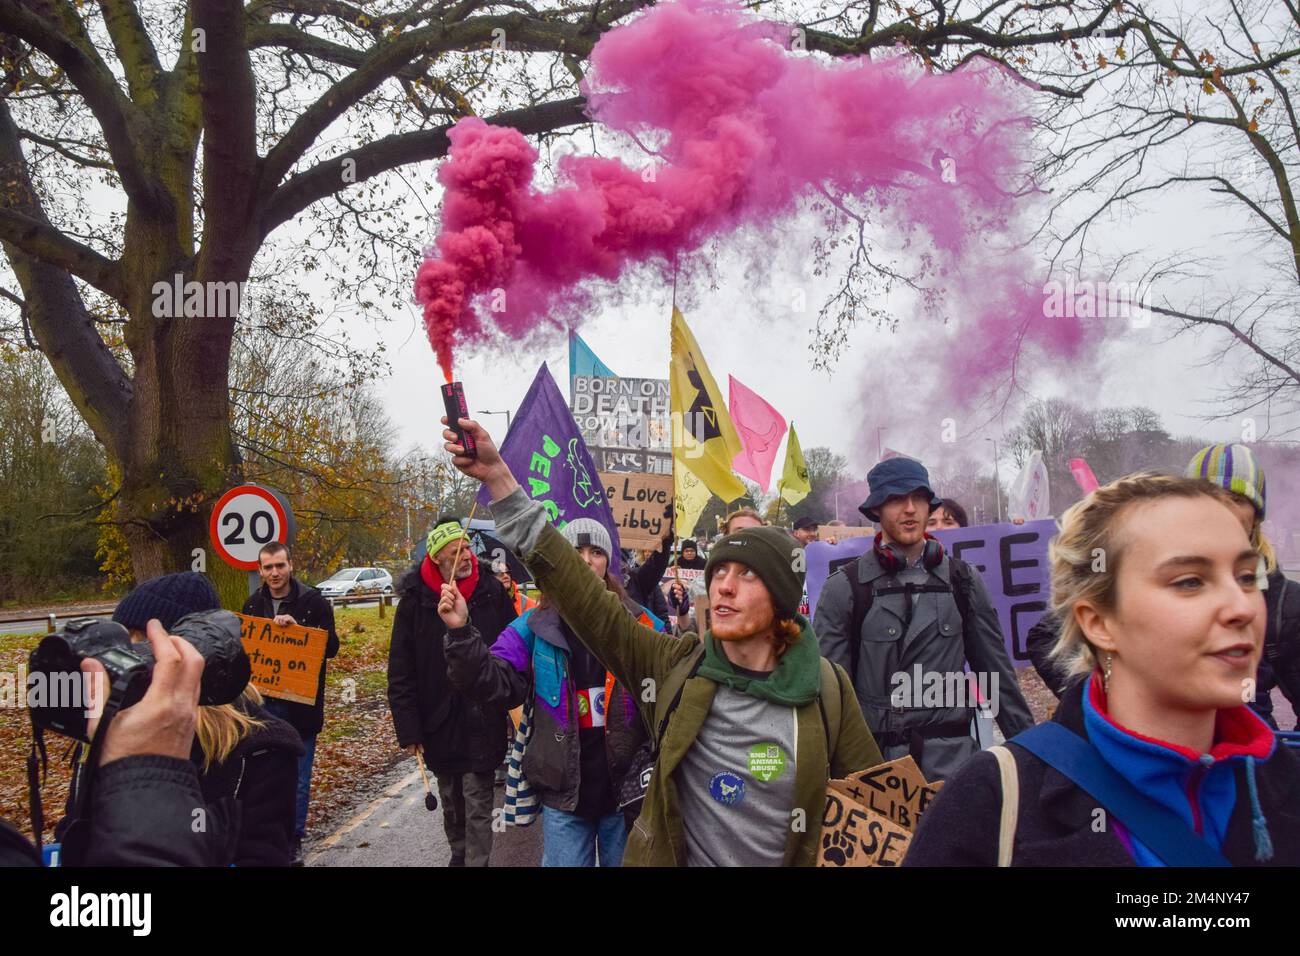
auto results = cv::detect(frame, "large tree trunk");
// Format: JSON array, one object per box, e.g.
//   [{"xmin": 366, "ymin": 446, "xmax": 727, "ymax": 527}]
[{"xmin": 116, "ymin": 253, "xmax": 251, "ymax": 608}]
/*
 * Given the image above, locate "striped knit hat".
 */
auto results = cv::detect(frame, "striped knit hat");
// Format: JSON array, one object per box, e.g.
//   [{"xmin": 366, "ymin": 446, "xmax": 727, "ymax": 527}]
[{"xmin": 1185, "ymin": 444, "xmax": 1266, "ymax": 518}]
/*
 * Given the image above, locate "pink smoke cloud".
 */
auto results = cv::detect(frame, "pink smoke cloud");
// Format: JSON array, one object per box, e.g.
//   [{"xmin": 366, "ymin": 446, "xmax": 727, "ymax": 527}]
[{"xmin": 414, "ymin": 0, "xmax": 1052, "ymax": 378}]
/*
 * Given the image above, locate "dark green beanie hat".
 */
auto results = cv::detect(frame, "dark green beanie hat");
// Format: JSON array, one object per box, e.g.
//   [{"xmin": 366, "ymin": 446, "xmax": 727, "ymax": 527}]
[{"xmin": 704, "ymin": 526, "xmax": 804, "ymax": 619}]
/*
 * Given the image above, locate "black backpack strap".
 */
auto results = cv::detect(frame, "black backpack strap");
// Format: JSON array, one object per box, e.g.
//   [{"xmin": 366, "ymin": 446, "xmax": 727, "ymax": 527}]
[
  {"xmin": 845, "ymin": 555, "xmax": 874, "ymax": 679},
  {"xmin": 949, "ymin": 556, "xmax": 975, "ymax": 636},
  {"xmin": 649, "ymin": 646, "xmax": 706, "ymax": 754},
  {"xmin": 1264, "ymin": 576, "xmax": 1286, "ymax": 664}
]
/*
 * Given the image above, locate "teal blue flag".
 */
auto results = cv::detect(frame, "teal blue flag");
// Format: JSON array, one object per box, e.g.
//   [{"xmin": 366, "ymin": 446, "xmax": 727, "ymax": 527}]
[{"xmin": 569, "ymin": 330, "xmax": 616, "ymax": 380}]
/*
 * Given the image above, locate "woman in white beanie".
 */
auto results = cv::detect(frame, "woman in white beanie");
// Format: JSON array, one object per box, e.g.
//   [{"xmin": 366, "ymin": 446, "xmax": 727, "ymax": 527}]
[{"xmin": 442, "ymin": 516, "xmax": 669, "ymax": 866}]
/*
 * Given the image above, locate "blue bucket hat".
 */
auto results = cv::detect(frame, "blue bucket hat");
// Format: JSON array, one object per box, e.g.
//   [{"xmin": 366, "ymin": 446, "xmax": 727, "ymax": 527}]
[{"xmin": 859, "ymin": 457, "xmax": 942, "ymax": 523}]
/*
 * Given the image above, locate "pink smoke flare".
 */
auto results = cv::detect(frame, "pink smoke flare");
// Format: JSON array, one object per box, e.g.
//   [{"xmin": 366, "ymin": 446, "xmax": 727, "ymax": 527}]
[{"xmin": 414, "ymin": 0, "xmax": 1036, "ymax": 375}]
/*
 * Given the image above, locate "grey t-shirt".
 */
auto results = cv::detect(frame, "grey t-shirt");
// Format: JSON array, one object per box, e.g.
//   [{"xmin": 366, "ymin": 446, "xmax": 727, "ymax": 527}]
[
  {"xmin": 272, "ymin": 597, "xmax": 284, "ymax": 617},
  {"xmin": 676, "ymin": 670, "xmax": 799, "ymax": 867}
]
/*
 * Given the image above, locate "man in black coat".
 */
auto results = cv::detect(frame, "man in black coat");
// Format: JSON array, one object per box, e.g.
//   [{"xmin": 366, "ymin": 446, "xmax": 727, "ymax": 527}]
[
  {"xmin": 387, "ymin": 516, "xmax": 515, "ymax": 866},
  {"xmin": 622, "ymin": 515, "xmax": 675, "ymax": 621},
  {"xmin": 241, "ymin": 541, "xmax": 339, "ymax": 862}
]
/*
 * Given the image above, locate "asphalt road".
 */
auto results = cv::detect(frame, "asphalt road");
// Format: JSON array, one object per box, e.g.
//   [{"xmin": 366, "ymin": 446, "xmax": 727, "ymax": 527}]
[{"xmin": 307, "ymin": 756, "xmax": 542, "ymax": 868}]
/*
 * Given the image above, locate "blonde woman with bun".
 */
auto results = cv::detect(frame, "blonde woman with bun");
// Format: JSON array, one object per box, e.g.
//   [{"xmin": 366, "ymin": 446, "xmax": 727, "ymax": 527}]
[{"xmin": 907, "ymin": 473, "xmax": 1300, "ymax": 866}]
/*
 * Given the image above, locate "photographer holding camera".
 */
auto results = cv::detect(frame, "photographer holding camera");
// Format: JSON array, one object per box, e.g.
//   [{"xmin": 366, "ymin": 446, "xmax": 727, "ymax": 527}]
[
  {"xmin": 2, "ymin": 619, "xmax": 223, "ymax": 867},
  {"xmin": 115, "ymin": 572, "xmax": 303, "ymax": 866}
]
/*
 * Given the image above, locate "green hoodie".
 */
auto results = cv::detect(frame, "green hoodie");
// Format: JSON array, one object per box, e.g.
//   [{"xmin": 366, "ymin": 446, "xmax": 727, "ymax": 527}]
[{"xmin": 493, "ymin": 490, "xmax": 881, "ymax": 866}]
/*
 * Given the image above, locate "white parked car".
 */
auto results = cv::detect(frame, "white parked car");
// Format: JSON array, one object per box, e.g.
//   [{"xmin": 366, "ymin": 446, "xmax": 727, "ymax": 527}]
[{"xmin": 316, "ymin": 567, "xmax": 394, "ymax": 598}]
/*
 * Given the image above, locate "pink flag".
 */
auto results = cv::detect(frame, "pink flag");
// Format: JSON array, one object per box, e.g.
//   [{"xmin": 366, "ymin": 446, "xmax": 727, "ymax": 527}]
[
  {"xmin": 728, "ymin": 375, "xmax": 787, "ymax": 493},
  {"xmin": 1069, "ymin": 458, "xmax": 1100, "ymax": 495}
]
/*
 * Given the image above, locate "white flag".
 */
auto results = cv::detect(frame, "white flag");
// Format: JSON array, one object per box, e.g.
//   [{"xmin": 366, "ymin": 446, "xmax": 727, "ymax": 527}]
[{"xmin": 1008, "ymin": 450, "xmax": 1050, "ymax": 521}]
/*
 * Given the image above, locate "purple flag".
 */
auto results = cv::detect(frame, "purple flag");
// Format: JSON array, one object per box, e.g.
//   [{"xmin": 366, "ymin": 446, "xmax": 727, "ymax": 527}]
[{"xmin": 476, "ymin": 363, "xmax": 622, "ymax": 576}]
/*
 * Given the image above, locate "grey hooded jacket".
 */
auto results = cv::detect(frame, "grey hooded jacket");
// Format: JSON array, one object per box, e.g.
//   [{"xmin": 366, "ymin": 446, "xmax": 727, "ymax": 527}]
[{"xmin": 814, "ymin": 547, "xmax": 1034, "ymax": 781}]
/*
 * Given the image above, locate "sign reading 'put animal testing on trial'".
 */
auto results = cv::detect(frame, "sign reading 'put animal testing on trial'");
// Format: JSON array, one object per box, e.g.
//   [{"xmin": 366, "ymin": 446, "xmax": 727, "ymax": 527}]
[{"xmin": 236, "ymin": 613, "xmax": 328, "ymax": 705}]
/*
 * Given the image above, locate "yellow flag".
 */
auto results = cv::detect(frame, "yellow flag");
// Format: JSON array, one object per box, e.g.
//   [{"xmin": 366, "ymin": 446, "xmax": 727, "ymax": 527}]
[
  {"xmin": 778, "ymin": 422, "xmax": 811, "ymax": 505},
  {"xmin": 673, "ymin": 463, "xmax": 713, "ymax": 540},
  {"xmin": 670, "ymin": 307, "xmax": 747, "ymax": 503}
]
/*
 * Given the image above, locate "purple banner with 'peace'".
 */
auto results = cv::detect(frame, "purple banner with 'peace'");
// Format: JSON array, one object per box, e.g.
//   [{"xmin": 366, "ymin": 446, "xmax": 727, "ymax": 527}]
[{"xmin": 476, "ymin": 362, "xmax": 622, "ymax": 577}]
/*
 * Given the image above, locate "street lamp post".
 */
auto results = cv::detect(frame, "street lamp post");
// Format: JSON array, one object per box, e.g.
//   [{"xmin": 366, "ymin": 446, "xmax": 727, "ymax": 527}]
[
  {"xmin": 985, "ymin": 437, "xmax": 1003, "ymax": 523},
  {"xmin": 399, "ymin": 453, "xmax": 428, "ymax": 561},
  {"xmin": 477, "ymin": 409, "xmax": 512, "ymax": 433}
]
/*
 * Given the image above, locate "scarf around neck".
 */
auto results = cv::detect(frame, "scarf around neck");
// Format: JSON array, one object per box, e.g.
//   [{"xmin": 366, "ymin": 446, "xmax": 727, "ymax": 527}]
[
  {"xmin": 697, "ymin": 618, "xmax": 821, "ymax": 707},
  {"xmin": 420, "ymin": 550, "xmax": 479, "ymax": 603}
]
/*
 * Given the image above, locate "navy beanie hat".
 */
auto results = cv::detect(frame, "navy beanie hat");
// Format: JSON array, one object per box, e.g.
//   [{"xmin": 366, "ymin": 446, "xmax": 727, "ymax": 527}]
[
  {"xmin": 705, "ymin": 526, "xmax": 804, "ymax": 619},
  {"xmin": 113, "ymin": 571, "xmax": 221, "ymax": 632}
]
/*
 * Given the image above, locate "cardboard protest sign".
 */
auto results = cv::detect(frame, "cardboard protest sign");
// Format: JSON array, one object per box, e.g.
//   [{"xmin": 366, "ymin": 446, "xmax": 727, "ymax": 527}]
[
  {"xmin": 236, "ymin": 613, "xmax": 328, "ymax": 705},
  {"xmin": 817, "ymin": 525, "xmax": 873, "ymax": 541},
  {"xmin": 805, "ymin": 519, "xmax": 1054, "ymax": 664},
  {"xmin": 818, "ymin": 755, "xmax": 943, "ymax": 867},
  {"xmin": 600, "ymin": 471, "xmax": 673, "ymax": 550},
  {"xmin": 661, "ymin": 566, "xmax": 706, "ymax": 599}
]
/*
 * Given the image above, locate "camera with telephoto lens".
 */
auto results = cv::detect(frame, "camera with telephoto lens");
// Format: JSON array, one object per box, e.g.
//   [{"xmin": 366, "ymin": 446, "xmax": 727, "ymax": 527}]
[{"xmin": 28, "ymin": 610, "xmax": 252, "ymax": 742}]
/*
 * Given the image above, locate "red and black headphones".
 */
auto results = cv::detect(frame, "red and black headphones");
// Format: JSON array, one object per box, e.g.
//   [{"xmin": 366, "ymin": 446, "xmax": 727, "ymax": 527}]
[{"xmin": 873, "ymin": 531, "xmax": 944, "ymax": 574}]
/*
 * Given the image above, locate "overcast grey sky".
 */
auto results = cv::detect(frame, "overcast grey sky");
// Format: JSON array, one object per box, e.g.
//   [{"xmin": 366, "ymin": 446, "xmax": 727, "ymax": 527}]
[{"xmin": 364, "ymin": 202, "xmax": 1269, "ymax": 481}]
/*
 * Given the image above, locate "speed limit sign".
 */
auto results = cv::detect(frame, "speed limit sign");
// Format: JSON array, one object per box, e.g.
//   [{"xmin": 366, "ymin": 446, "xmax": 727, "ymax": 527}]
[{"xmin": 210, "ymin": 485, "xmax": 289, "ymax": 570}]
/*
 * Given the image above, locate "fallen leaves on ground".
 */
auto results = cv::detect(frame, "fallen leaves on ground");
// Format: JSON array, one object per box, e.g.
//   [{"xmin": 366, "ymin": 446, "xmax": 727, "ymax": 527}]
[{"xmin": 0, "ymin": 605, "xmax": 403, "ymax": 843}]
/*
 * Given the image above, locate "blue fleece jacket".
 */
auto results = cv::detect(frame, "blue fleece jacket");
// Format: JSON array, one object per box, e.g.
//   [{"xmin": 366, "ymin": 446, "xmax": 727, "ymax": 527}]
[{"xmin": 1082, "ymin": 675, "xmax": 1276, "ymax": 866}]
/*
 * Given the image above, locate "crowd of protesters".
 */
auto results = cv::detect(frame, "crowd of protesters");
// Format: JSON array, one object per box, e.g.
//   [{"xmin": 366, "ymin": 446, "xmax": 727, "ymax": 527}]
[{"xmin": 4, "ymin": 420, "xmax": 1296, "ymax": 870}]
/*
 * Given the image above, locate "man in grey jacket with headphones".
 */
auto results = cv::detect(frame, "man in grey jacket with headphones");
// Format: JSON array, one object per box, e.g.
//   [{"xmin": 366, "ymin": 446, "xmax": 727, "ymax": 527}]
[{"xmin": 814, "ymin": 456, "xmax": 1033, "ymax": 781}]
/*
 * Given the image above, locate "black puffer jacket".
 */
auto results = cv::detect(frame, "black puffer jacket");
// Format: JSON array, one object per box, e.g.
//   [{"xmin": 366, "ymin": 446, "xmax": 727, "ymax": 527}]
[
  {"xmin": 624, "ymin": 536, "xmax": 673, "ymax": 623},
  {"xmin": 905, "ymin": 679, "xmax": 1300, "ymax": 866},
  {"xmin": 194, "ymin": 701, "xmax": 304, "ymax": 867},
  {"xmin": 53, "ymin": 756, "xmax": 229, "ymax": 867},
  {"xmin": 386, "ymin": 562, "xmax": 515, "ymax": 775},
  {"xmin": 1255, "ymin": 570, "xmax": 1300, "ymax": 729},
  {"xmin": 1025, "ymin": 610, "xmax": 1078, "ymax": 699},
  {"xmin": 242, "ymin": 578, "xmax": 339, "ymax": 738}
]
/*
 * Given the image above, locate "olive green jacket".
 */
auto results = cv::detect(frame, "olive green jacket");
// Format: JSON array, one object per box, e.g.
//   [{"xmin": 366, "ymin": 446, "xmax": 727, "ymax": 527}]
[{"xmin": 509, "ymin": 513, "xmax": 882, "ymax": 866}]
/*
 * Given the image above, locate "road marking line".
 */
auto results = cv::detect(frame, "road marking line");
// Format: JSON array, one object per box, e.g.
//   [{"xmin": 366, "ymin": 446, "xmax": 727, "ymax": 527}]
[{"xmin": 307, "ymin": 768, "xmax": 420, "ymax": 862}]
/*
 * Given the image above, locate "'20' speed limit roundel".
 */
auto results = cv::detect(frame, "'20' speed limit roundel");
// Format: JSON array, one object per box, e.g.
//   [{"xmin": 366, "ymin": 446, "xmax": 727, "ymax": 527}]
[{"xmin": 209, "ymin": 485, "xmax": 289, "ymax": 570}]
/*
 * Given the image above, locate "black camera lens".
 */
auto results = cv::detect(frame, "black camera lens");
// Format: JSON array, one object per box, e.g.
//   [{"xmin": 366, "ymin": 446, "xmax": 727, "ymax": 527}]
[
  {"xmin": 29, "ymin": 620, "xmax": 148, "ymax": 742},
  {"xmin": 27, "ymin": 610, "xmax": 251, "ymax": 742}
]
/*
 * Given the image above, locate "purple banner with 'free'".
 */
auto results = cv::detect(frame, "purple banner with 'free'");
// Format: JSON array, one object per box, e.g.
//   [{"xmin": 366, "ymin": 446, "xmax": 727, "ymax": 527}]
[{"xmin": 805, "ymin": 519, "xmax": 1056, "ymax": 665}]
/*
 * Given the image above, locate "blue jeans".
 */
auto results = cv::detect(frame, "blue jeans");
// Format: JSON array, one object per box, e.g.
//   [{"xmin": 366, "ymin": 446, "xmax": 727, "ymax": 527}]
[
  {"xmin": 540, "ymin": 805, "xmax": 627, "ymax": 867},
  {"xmin": 290, "ymin": 734, "xmax": 317, "ymax": 838},
  {"xmin": 263, "ymin": 699, "xmax": 316, "ymax": 838}
]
